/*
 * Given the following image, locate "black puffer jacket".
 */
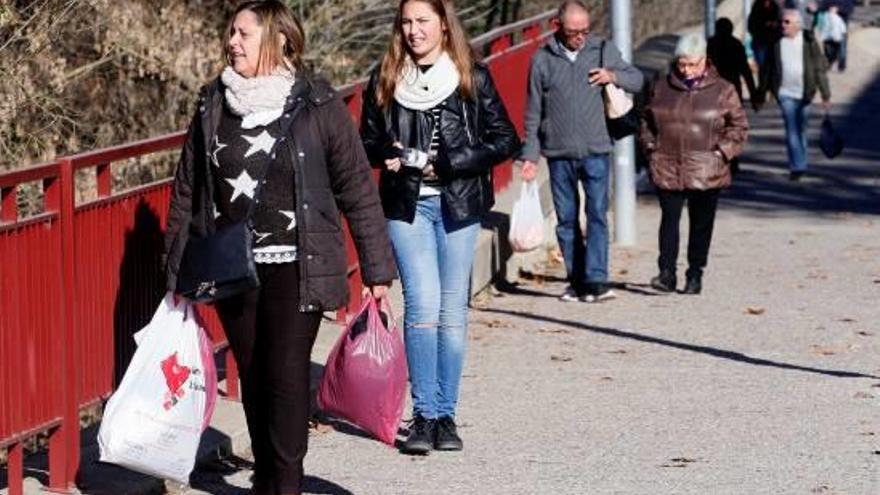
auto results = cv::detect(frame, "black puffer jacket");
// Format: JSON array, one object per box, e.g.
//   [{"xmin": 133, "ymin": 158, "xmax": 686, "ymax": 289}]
[
  {"xmin": 164, "ymin": 76, "xmax": 397, "ymax": 312},
  {"xmin": 360, "ymin": 63, "xmax": 520, "ymax": 223}
]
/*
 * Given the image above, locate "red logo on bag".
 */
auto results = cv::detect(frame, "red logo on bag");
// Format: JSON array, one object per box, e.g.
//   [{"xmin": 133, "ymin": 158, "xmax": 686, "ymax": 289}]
[{"xmin": 161, "ymin": 352, "xmax": 191, "ymax": 410}]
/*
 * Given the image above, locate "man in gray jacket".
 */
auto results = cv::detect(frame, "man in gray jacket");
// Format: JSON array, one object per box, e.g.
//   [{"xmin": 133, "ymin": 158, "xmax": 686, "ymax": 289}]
[{"xmin": 521, "ymin": 0, "xmax": 643, "ymax": 302}]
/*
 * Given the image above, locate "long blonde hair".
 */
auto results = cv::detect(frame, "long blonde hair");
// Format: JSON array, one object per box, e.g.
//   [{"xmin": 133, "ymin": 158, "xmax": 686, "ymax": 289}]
[
  {"xmin": 224, "ymin": 0, "xmax": 306, "ymax": 74},
  {"xmin": 376, "ymin": 0, "xmax": 476, "ymax": 108}
]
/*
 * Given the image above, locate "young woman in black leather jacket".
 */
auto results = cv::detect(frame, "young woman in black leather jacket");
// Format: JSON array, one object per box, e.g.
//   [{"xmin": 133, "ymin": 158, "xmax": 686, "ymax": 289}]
[{"xmin": 360, "ymin": 0, "xmax": 519, "ymax": 456}]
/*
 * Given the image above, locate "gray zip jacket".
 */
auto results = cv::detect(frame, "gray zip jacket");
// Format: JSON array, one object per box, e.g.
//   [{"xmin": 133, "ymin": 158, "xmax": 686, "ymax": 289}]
[{"xmin": 520, "ymin": 36, "xmax": 644, "ymax": 162}]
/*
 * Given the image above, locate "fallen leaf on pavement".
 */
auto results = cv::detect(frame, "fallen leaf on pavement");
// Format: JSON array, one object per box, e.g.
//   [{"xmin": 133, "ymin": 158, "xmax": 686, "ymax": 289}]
[
  {"xmin": 550, "ymin": 355, "xmax": 572, "ymax": 362},
  {"xmin": 660, "ymin": 457, "xmax": 699, "ymax": 468},
  {"xmin": 600, "ymin": 376, "xmax": 614, "ymax": 381},
  {"xmin": 854, "ymin": 392, "xmax": 874, "ymax": 399},
  {"xmin": 856, "ymin": 331, "xmax": 874, "ymax": 337},
  {"xmin": 607, "ymin": 349, "xmax": 628, "ymax": 354},
  {"xmin": 839, "ymin": 318, "xmax": 856, "ymax": 323},
  {"xmin": 745, "ymin": 306, "xmax": 766, "ymax": 315},
  {"xmin": 810, "ymin": 345, "xmax": 842, "ymax": 356},
  {"xmin": 617, "ymin": 268, "xmax": 629, "ymax": 276},
  {"xmin": 538, "ymin": 327, "xmax": 571, "ymax": 335}
]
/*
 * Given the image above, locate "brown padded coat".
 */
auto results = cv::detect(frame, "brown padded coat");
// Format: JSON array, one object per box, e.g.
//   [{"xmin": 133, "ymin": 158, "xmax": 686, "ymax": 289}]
[
  {"xmin": 639, "ymin": 67, "xmax": 749, "ymax": 191},
  {"xmin": 163, "ymin": 76, "xmax": 397, "ymax": 312}
]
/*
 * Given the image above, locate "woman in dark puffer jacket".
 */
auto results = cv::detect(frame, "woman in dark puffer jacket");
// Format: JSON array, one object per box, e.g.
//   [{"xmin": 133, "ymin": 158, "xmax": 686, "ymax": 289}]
[
  {"xmin": 164, "ymin": 2, "xmax": 395, "ymax": 493},
  {"xmin": 360, "ymin": 0, "xmax": 519, "ymax": 455},
  {"xmin": 640, "ymin": 33, "xmax": 748, "ymax": 295}
]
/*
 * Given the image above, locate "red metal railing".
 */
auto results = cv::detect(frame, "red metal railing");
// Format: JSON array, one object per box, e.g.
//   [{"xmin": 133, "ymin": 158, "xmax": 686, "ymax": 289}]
[{"xmin": 0, "ymin": 10, "xmax": 555, "ymax": 494}]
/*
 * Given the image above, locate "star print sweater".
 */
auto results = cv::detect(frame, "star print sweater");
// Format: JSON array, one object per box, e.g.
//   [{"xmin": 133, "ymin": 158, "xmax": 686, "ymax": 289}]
[{"xmin": 212, "ymin": 105, "xmax": 298, "ymax": 263}]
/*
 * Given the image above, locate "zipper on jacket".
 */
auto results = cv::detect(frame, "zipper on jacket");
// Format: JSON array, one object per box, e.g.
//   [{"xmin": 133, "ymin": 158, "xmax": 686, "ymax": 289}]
[{"xmin": 461, "ymin": 100, "xmax": 474, "ymax": 145}]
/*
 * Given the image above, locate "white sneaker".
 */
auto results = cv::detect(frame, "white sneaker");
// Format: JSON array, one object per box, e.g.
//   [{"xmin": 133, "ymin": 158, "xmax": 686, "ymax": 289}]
[
  {"xmin": 582, "ymin": 287, "xmax": 617, "ymax": 303},
  {"xmin": 558, "ymin": 286, "xmax": 580, "ymax": 302}
]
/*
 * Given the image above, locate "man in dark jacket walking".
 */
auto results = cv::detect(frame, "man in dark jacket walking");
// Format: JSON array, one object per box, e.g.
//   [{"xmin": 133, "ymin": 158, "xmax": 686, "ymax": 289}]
[
  {"xmin": 757, "ymin": 9, "xmax": 831, "ymax": 181},
  {"xmin": 520, "ymin": 0, "xmax": 643, "ymax": 302}
]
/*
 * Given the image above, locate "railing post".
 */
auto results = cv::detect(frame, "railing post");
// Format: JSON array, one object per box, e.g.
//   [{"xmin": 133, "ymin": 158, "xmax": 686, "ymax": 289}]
[
  {"xmin": 489, "ymin": 34, "xmax": 512, "ymax": 55},
  {"xmin": 8, "ymin": 442, "xmax": 24, "ymax": 495},
  {"xmin": 1, "ymin": 185, "xmax": 17, "ymax": 223},
  {"xmin": 50, "ymin": 158, "xmax": 79, "ymax": 492},
  {"xmin": 96, "ymin": 163, "xmax": 112, "ymax": 197}
]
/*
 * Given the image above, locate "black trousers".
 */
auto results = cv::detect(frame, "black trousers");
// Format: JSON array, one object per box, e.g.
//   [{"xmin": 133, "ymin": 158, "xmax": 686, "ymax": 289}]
[
  {"xmin": 216, "ymin": 262, "xmax": 322, "ymax": 495},
  {"xmin": 657, "ymin": 189, "xmax": 720, "ymax": 279}
]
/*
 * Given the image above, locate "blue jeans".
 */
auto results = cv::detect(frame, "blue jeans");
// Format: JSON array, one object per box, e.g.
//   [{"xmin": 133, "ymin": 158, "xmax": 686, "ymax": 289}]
[
  {"xmin": 548, "ymin": 155, "xmax": 610, "ymax": 293},
  {"xmin": 778, "ymin": 96, "xmax": 810, "ymax": 172},
  {"xmin": 386, "ymin": 196, "xmax": 480, "ymax": 419}
]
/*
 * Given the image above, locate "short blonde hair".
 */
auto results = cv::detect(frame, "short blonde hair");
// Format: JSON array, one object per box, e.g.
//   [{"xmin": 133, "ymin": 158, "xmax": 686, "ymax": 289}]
[{"xmin": 674, "ymin": 33, "xmax": 707, "ymax": 59}]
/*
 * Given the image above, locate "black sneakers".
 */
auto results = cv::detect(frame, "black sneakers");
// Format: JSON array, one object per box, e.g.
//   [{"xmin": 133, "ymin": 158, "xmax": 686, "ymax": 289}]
[
  {"xmin": 434, "ymin": 416, "xmax": 463, "ymax": 451},
  {"xmin": 403, "ymin": 415, "xmax": 435, "ymax": 455},
  {"xmin": 650, "ymin": 271, "xmax": 676, "ymax": 292}
]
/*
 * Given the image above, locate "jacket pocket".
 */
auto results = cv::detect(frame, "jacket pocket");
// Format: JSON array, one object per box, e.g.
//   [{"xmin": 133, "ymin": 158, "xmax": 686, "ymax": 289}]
[{"xmin": 683, "ymin": 151, "xmax": 729, "ymax": 189}]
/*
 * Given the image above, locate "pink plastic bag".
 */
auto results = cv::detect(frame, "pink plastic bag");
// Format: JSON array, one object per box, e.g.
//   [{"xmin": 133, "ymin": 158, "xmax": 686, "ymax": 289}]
[{"xmin": 317, "ymin": 297, "xmax": 408, "ymax": 445}]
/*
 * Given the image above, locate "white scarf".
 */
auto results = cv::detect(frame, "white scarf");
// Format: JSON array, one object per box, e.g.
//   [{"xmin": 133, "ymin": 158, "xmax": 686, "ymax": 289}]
[
  {"xmin": 221, "ymin": 66, "xmax": 296, "ymax": 129},
  {"xmin": 393, "ymin": 52, "xmax": 461, "ymax": 111}
]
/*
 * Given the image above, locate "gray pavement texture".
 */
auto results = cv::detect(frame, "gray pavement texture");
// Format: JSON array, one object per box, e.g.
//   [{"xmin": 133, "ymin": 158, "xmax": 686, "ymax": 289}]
[{"xmin": 4, "ymin": 13, "xmax": 880, "ymax": 495}]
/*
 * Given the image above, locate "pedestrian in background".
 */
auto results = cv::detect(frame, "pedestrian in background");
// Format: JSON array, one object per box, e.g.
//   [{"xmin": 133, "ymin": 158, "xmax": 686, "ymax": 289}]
[
  {"xmin": 815, "ymin": 4, "xmax": 848, "ymax": 66},
  {"xmin": 708, "ymin": 17, "xmax": 759, "ymax": 176},
  {"xmin": 819, "ymin": 0, "xmax": 854, "ymax": 71},
  {"xmin": 748, "ymin": 0, "xmax": 782, "ymax": 70},
  {"xmin": 360, "ymin": 0, "xmax": 519, "ymax": 455},
  {"xmin": 164, "ymin": 1, "xmax": 396, "ymax": 493},
  {"xmin": 520, "ymin": 0, "xmax": 644, "ymax": 303},
  {"xmin": 640, "ymin": 34, "xmax": 749, "ymax": 294},
  {"xmin": 756, "ymin": 9, "xmax": 831, "ymax": 181}
]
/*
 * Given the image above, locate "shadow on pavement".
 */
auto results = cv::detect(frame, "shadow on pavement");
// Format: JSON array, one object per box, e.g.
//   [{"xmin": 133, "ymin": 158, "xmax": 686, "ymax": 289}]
[{"xmin": 477, "ymin": 307, "xmax": 880, "ymax": 380}]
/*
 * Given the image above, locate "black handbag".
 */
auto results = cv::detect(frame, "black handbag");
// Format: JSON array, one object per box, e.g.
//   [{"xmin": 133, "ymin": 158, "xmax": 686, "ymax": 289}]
[
  {"xmin": 176, "ymin": 106, "xmax": 299, "ymax": 303},
  {"xmin": 819, "ymin": 115, "xmax": 843, "ymax": 159},
  {"xmin": 176, "ymin": 219, "xmax": 258, "ymax": 302},
  {"xmin": 599, "ymin": 40, "xmax": 640, "ymax": 140}
]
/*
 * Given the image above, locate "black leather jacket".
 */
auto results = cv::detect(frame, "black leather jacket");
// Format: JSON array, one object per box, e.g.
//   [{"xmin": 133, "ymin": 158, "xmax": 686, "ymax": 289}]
[{"xmin": 360, "ymin": 63, "xmax": 520, "ymax": 223}]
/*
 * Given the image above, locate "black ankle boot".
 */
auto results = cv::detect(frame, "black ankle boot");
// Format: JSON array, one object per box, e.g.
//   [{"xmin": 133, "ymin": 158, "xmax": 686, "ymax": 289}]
[
  {"xmin": 650, "ymin": 270, "xmax": 676, "ymax": 292},
  {"xmin": 683, "ymin": 276, "xmax": 702, "ymax": 294}
]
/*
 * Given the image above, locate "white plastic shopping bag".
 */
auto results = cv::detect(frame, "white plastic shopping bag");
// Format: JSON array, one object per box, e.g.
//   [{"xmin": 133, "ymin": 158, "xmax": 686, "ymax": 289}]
[
  {"xmin": 508, "ymin": 181, "xmax": 545, "ymax": 252},
  {"xmin": 98, "ymin": 293, "xmax": 217, "ymax": 484}
]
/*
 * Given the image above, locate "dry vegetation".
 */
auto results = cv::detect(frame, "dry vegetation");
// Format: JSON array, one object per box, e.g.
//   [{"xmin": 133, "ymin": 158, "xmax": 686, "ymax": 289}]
[{"xmin": 0, "ymin": 0, "xmax": 705, "ymax": 174}]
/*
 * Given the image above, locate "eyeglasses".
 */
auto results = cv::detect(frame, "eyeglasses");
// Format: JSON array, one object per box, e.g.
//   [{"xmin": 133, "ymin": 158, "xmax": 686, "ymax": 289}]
[{"xmin": 561, "ymin": 27, "xmax": 590, "ymax": 38}]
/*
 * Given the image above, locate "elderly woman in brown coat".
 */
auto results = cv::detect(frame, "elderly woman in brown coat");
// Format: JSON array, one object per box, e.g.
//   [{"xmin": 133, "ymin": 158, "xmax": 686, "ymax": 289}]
[{"xmin": 640, "ymin": 33, "xmax": 749, "ymax": 294}]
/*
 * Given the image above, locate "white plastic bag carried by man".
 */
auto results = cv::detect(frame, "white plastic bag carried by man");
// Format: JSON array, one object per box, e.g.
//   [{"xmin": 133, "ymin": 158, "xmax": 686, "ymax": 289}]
[
  {"xmin": 509, "ymin": 181, "xmax": 545, "ymax": 252},
  {"xmin": 98, "ymin": 293, "xmax": 217, "ymax": 484}
]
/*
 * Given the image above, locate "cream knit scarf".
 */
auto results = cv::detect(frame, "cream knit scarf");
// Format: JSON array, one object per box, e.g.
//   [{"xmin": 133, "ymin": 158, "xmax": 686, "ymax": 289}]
[
  {"xmin": 393, "ymin": 52, "xmax": 461, "ymax": 111},
  {"xmin": 221, "ymin": 66, "xmax": 296, "ymax": 129}
]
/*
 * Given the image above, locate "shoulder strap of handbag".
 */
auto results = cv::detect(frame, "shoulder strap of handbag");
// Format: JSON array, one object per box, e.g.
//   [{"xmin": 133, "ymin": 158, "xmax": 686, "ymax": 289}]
[
  {"xmin": 599, "ymin": 39, "xmax": 605, "ymax": 69},
  {"xmin": 242, "ymin": 95, "xmax": 305, "ymax": 227}
]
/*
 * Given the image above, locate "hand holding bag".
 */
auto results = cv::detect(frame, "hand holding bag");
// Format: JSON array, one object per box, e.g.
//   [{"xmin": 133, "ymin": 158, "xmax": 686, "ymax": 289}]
[
  {"xmin": 317, "ymin": 296, "xmax": 408, "ymax": 445},
  {"xmin": 509, "ymin": 181, "xmax": 545, "ymax": 252},
  {"xmin": 600, "ymin": 40, "xmax": 640, "ymax": 140},
  {"xmin": 99, "ymin": 294, "xmax": 218, "ymax": 483}
]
